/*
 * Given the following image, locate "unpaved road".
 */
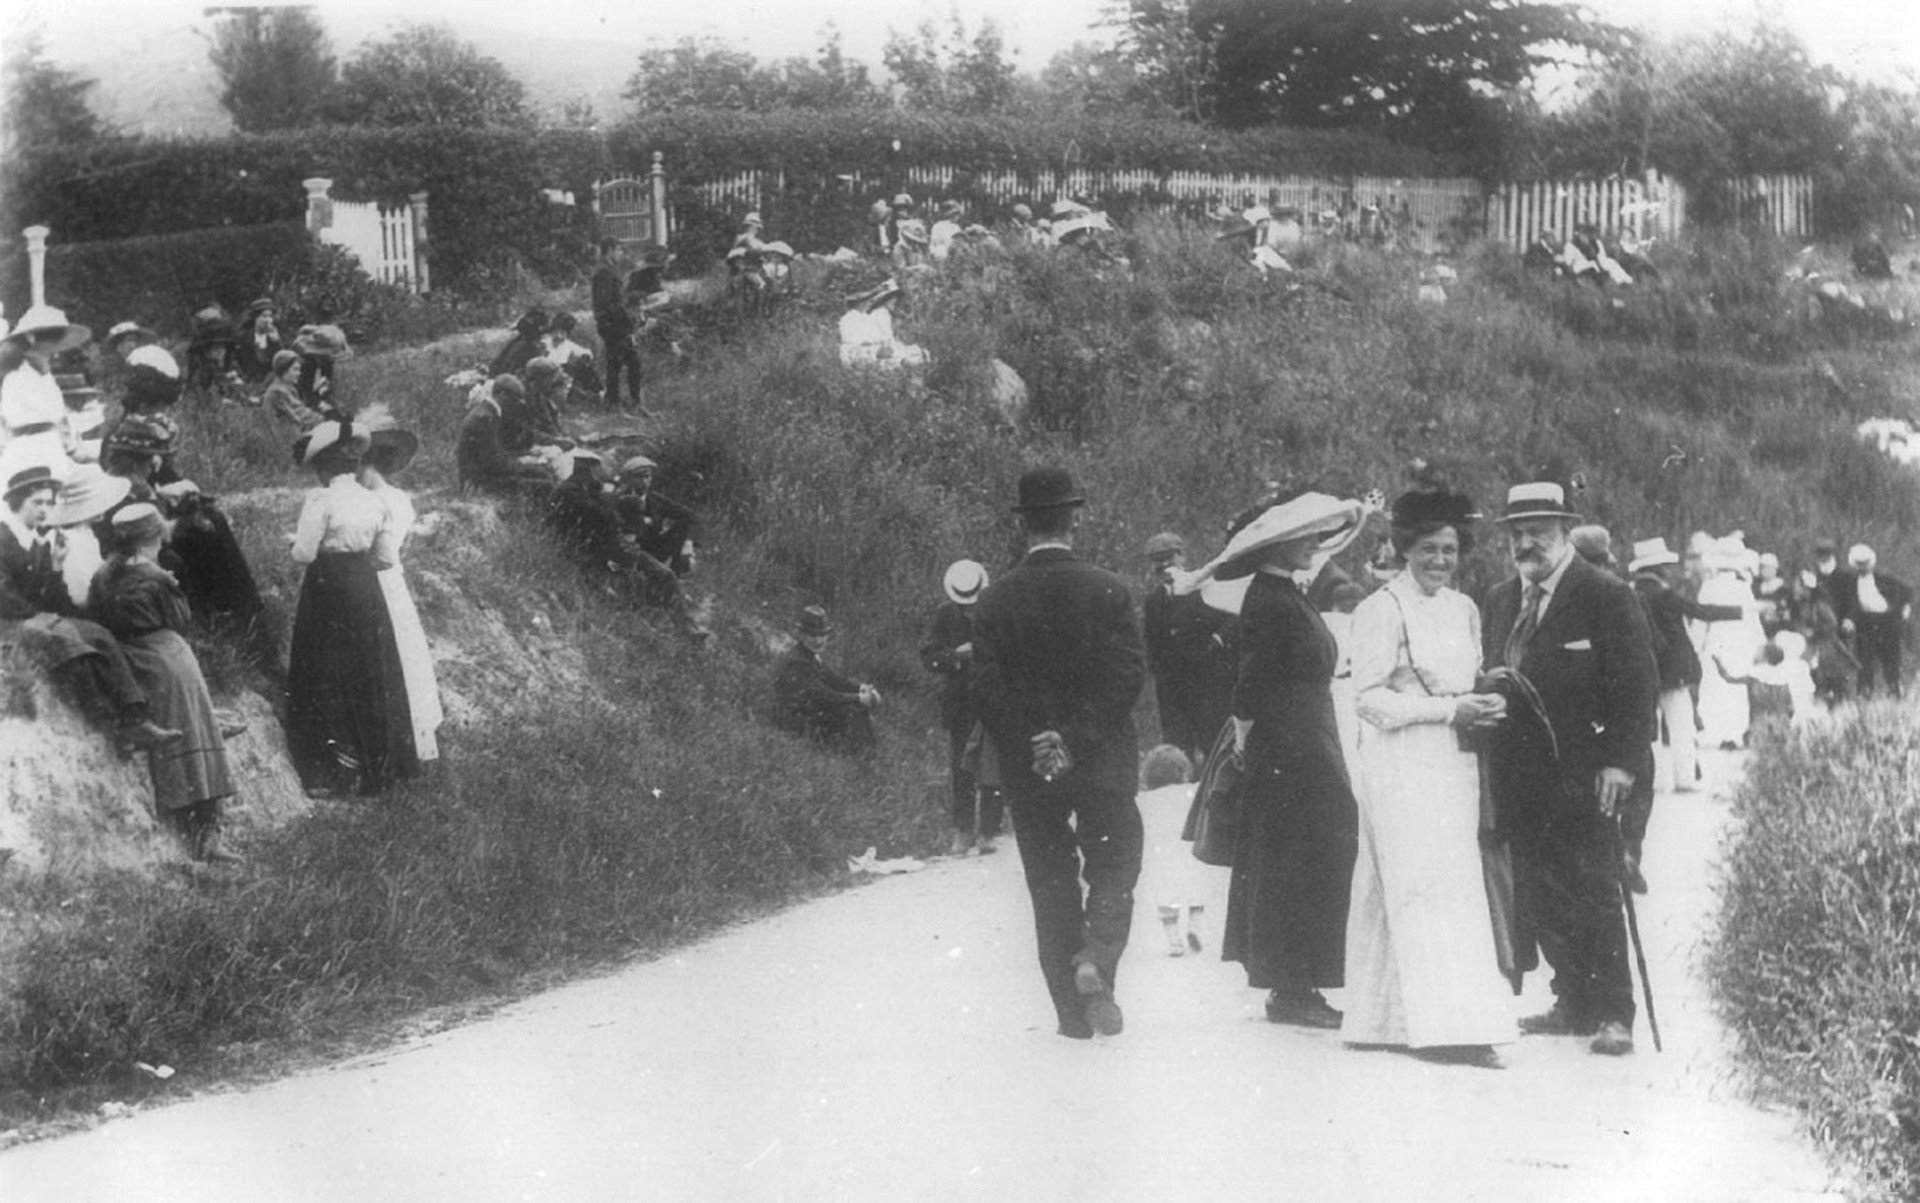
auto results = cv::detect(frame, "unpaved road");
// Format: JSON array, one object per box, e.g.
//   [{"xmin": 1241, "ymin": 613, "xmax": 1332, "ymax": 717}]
[{"xmin": 0, "ymin": 748, "xmax": 1849, "ymax": 1202}]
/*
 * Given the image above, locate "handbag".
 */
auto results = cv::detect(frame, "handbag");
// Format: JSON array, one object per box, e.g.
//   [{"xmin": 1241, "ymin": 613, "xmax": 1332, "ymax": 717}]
[{"xmin": 1182, "ymin": 719, "xmax": 1244, "ymax": 867}]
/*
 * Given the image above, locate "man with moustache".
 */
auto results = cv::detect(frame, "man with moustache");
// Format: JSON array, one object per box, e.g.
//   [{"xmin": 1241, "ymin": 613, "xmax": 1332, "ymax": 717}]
[{"xmin": 1481, "ymin": 476, "xmax": 1659, "ymax": 1057}]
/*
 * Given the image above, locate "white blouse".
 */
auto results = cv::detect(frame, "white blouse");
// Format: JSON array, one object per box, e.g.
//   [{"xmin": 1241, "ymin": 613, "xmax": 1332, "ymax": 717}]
[
  {"xmin": 292, "ymin": 473, "xmax": 396, "ymax": 568},
  {"xmin": 366, "ymin": 481, "xmax": 416, "ymax": 562},
  {"xmin": 1352, "ymin": 571, "xmax": 1485, "ymax": 732}
]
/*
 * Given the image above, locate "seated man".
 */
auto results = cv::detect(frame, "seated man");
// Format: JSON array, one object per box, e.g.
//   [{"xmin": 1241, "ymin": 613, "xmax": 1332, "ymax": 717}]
[
  {"xmin": 0, "ymin": 464, "xmax": 179, "ymax": 752},
  {"xmin": 455, "ymin": 374, "xmax": 553, "ymax": 499},
  {"xmin": 613, "ymin": 455, "xmax": 695, "ymax": 579},
  {"xmin": 489, "ymin": 309, "xmax": 549, "ymax": 380},
  {"xmin": 772, "ymin": 605, "xmax": 878, "ymax": 755},
  {"xmin": 547, "ymin": 452, "xmax": 706, "ymax": 639}
]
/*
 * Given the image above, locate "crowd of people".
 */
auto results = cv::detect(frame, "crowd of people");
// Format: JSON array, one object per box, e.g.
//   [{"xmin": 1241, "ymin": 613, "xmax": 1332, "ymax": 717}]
[
  {"xmin": 917, "ymin": 460, "xmax": 1908, "ymax": 1065},
  {"xmin": 0, "ymin": 299, "xmax": 443, "ymax": 861}
]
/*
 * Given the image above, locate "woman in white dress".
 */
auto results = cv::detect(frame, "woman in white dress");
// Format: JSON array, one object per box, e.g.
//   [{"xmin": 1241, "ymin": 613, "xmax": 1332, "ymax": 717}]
[
  {"xmin": 359, "ymin": 429, "xmax": 443, "ymax": 762},
  {"xmin": 1695, "ymin": 536, "xmax": 1764, "ymax": 749},
  {"xmin": 1341, "ymin": 487, "xmax": 1516, "ymax": 1067},
  {"xmin": 0, "ymin": 306, "xmax": 90, "ymax": 484}
]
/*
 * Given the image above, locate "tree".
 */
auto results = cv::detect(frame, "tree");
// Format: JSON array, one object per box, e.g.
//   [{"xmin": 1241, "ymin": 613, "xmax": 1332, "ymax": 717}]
[
  {"xmin": 1179, "ymin": 0, "xmax": 1623, "ymax": 158},
  {"xmin": 882, "ymin": 15, "xmax": 1019, "ymax": 114},
  {"xmin": 776, "ymin": 25, "xmax": 883, "ymax": 110},
  {"xmin": 2, "ymin": 30, "xmax": 107, "ymax": 157},
  {"xmin": 624, "ymin": 36, "xmax": 778, "ymax": 113},
  {"xmin": 328, "ymin": 24, "xmax": 531, "ymax": 129},
  {"xmin": 206, "ymin": 6, "xmax": 337, "ymax": 132},
  {"xmin": 1100, "ymin": 0, "xmax": 1215, "ymax": 121}
]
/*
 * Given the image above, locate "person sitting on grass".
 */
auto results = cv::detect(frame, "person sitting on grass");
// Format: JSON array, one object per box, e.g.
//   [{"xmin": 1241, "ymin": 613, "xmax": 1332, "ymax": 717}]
[
  {"xmin": 490, "ymin": 309, "xmax": 549, "ymax": 381},
  {"xmin": 263, "ymin": 348, "xmax": 325, "ymax": 434},
  {"xmin": 772, "ymin": 604, "xmax": 879, "ymax": 756},
  {"xmin": 543, "ymin": 313, "xmax": 603, "ymax": 408},
  {"xmin": 455, "ymin": 374, "xmax": 555, "ymax": 500},
  {"xmin": 89, "ymin": 502, "xmax": 243, "ymax": 864},
  {"xmin": 547, "ymin": 452, "xmax": 707, "ymax": 640},
  {"xmin": 0, "ymin": 465, "xmax": 181, "ymax": 755}
]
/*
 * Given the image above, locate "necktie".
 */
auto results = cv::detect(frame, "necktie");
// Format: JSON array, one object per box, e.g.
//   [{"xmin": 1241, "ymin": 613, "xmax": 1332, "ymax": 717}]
[{"xmin": 1505, "ymin": 583, "xmax": 1544, "ymax": 669}]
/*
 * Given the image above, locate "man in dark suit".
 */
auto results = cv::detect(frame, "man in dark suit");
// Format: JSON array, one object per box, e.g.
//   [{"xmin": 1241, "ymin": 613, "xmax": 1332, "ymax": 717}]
[
  {"xmin": 972, "ymin": 467, "xmax": 1146, "ymax": 1039},
  {"xmin": 772, "ymin": 605, "xmax": 879, "ymax": 755},
  {"xmin": 920, "ymin": 559, "xmax": 1005, "ymax": 856},
  {"xmin": 1846, "ymin": 544, "xmax": 1912, "ymax": 697},
  {"xmin": 1628, "ymin": 537, "xmax": 1745, "ymax": 800},
  {"xmin": 1481, "ymin": 479, "xmax": 1659, "ymax": 1057},
  {"xmin": 1140, "ymin": 531, "xmax": 1235, "ymax": 767}
]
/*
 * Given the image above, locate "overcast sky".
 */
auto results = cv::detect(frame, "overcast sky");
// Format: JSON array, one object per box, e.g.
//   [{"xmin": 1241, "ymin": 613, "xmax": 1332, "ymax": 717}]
[{"xmin": 16, "ymin": 0, "xmax": 1920, "ymax": 84}]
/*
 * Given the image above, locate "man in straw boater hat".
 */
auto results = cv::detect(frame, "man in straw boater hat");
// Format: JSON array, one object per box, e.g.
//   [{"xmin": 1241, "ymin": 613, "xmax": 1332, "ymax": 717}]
[
  {"xmin": 970, "ymin": 466, "xmax": 1146, "ymax": 1038},
  {"xmin": 920, "ymin": 558, "xmax": 1005, "ymax": 856},
  {"xmin": 1628, "ymin": 535, "xmax": 1745, "ymax": 799},
  {"xmin": 1480, "ymin": 472, "xmax": 1658, "ymax": 1056}
]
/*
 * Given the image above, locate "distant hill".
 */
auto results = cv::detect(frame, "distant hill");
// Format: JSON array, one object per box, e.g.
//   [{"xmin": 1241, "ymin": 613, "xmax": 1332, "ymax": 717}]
[{"xmin": 55, "ymin": 13, "xmax": 645, "ymax": 138}]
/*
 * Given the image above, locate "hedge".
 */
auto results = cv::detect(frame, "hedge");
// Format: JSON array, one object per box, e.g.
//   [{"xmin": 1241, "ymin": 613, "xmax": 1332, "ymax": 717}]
[
  {"xmin": 0, "ymin": 222, "xmax": 311, "ymax": 337},
  {"xmin": 2, "ymin": 112, "xmax": 1468, "ymax": 292}
]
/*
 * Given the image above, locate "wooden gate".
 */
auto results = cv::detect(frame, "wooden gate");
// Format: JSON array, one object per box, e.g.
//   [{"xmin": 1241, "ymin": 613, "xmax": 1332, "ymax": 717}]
[{"xmin": 597, "ymin": 178, "xmax": 655, "ymax": 247}]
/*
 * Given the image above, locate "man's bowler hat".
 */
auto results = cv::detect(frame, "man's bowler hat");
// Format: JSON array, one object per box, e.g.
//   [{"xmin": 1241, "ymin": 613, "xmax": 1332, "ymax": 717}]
[
  {"xmin": 797, "ymin": 605, "xmax": 835, "ymax": 638},
  {"xmin": 1012, "ymin": 466, "xmax": 1085, "ymax": 513}
]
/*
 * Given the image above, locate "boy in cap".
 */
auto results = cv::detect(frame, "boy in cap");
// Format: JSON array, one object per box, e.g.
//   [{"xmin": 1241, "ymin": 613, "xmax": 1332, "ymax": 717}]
[{"xmin": 1139, "ymin": 531, "xmax": 1235, "ymax": 768}]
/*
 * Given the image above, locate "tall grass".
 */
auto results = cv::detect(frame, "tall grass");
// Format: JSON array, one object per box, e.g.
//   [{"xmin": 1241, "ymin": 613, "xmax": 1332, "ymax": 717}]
[
  {"xmin": 1711, "ymin": 705, "xmax": 1920, "ymax": 1201},
  {"xmin": 5, "ymin": 212, "xmax": 1918, "ymax": 1125}
]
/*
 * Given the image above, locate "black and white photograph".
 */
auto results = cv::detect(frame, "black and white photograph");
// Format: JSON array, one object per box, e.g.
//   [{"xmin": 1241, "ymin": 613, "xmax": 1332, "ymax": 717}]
[{"xmin": 1, "ymin": 0, "xmax": 1916, "ymax": 1198}]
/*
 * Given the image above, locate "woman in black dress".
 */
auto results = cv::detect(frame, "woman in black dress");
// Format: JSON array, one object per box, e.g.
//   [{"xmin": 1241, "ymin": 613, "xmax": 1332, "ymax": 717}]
[
  {"xmin": 1188, "ymin": 489, "xmax": 1368, "ymax": 1028},
  {"xmin": 285, "ymin": 421, "xmax": 416, "ymax": 796}
]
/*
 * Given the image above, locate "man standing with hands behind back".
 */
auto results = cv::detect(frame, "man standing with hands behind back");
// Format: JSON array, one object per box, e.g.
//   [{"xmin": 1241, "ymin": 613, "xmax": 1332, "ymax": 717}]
[
  {"xmin": 1481, "ymin": 474, "xmax": 1658, "ymax": 1057},
  {"xmin": 972, "ymin": 467, "xmax": 1146, "ymax": 1040}
]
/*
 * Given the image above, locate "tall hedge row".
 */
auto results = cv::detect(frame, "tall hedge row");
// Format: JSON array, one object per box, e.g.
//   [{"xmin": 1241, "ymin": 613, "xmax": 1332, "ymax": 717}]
[{"xmin": 2, "ymin": 112, "xmax": 1466, "ymax": 293}]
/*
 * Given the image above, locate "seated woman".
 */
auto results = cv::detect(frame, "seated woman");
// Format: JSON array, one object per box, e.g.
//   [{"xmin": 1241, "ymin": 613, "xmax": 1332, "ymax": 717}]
[
  {"xmin": 1, "ymin": 465, "xmax": 179, "ymax": 752},
  {"xmin": 89, "ymin": 503, "xmax": 242, "ymax": 863},
  {"xmin": 100, "ymin": 415, "xmax": 264, "ymax": 623}
]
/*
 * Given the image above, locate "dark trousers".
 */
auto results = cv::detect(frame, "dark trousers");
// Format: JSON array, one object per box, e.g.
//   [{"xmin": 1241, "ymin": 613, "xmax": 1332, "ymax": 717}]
[
  {"xmin": 1007, "ymin": 781, "xmax": 1143, "ymax": 1032},
  {"xmin": 1517, "ymin": 809, "xmax": 1636, "ymax": 1029},
  {"xmin": 599, "ymin": 324, "xmax": 643, "ymax": 406},
  {"xmin": 1855, "ymin": 620, "xmax": 1903, "ymax": 697},
  {"xmin": 1620, "ymin": 746, "xmax": 1656, "ymax": 864},
  {"xmin": 946, "ymin": 725, "xmax": 1004, "ymax": 836}
]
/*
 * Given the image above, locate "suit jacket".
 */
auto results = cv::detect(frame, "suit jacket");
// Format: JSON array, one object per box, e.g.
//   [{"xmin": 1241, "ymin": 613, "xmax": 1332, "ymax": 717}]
[
  {"xmin": 0, "ymin": 524, "xmax": 75, "ymax": 621},
  {"xmin": 1850, "ymin": 572, "xmax": 1913, "ymax": 630},
  {"xmin": 971, "ymin": 546, "xmax": 1145, "ymax": 794},
  {"xmin": 920, "ymin": 600, "xmax": 980, "ymax": 732},
  {"xmin": 772, "ymin": 644, "xmax": 868, "ymax": 743},
  {"xmin": 1481, "ymin": 555, "xmax": 1659, "ymax": 819},
  {"xmin": 1631, "ymin": 573, "xmax": 1744, "ymax": 690}
]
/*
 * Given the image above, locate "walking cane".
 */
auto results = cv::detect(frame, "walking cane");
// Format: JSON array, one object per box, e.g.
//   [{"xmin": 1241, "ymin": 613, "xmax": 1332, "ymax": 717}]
[{"xmin": 1615, "ymin": 814, "xmax": 1663, "ymax": 1052}]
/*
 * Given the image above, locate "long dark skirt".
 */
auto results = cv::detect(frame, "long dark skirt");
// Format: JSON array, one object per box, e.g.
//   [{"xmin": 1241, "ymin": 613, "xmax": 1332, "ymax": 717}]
[
  {"xmin": 286, "ymin": 551, "xmax": 417, "ymax": 795},
  {"xmin": 1221, "ymin": 685, "xmax": 1359, "ymax": 992},
  {"xmin": 123, "ymin": 629, "xmax": 233, "ymax": 812},
  {"xmin": 168, "ymin": 504, "xmax": 264, "ymax": 620}
]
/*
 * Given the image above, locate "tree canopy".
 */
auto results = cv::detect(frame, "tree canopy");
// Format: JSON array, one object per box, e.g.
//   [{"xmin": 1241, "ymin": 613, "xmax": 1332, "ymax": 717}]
[
  {"xmin": 207, "ymin": 6, "xmax": 337, "ymax": 133},
  {"xmin": 328, "ymin": 24, "xmax": 531, "ymax": 129},
  {"xmin": 881, "ymin": 16, "xmax": 1019, "ymax": 114},
  {"xmin": 2, "ymin": 30, "xmax": 107, "ymax": 158},
  {"xmin": 625, "ymin": 28, "xmax": 881, "ymax": 114}
]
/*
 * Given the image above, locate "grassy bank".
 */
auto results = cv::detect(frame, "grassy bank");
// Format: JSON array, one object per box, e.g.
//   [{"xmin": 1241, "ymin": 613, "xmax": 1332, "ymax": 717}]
[
  {"xmin": 4, "ymin": 216, "xmax": 1919, "ymax": 1131},
  {"xmin": 1712, "ymin": 705, "xmax": 1920, "ymax": 1201}
]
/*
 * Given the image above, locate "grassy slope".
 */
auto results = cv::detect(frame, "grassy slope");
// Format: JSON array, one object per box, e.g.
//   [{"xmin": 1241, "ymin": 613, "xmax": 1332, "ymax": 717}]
[{"xmin": 3, "ymin": 218, "xmax": 1917, "ymax": 1140}]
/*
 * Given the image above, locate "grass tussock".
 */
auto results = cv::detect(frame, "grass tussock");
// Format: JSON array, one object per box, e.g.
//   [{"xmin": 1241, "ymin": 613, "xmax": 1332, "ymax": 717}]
[
  {"xmin": 5, "ymin": 212, "xmax": 1919, "ymax": 1134},
  {"xmin": 1711, "ymin": 705, "xmax": 1920, "ymax": 1201}
]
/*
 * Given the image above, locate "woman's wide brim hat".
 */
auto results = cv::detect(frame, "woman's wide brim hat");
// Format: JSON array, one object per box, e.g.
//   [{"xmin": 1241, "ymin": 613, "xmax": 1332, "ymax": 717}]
[
  {"xmin": 367, "ymin": 429, "xmax": 420, "ymax": 473},
  {"xmin": 301, "ymin": 420, "xmax": 371, "ymax": 466},
  {"xmin": 292, "ymin": 324, "xmax": 354, "ymax": 360},
  {"xmin": 845, "ymin": 278, "xmax": 903, "ymax": 309},
  {"xmin": 1390, "ymin": 487, "xmax": 1479, "ymax": 532},
  {"xmin": 943, "ymin": 559, "xmax": 989, "ymax": 605},
  {"xmin": 1202, "ymin": 492, "xmax": 1364, "ymax": 581},
  {"xmin": 1214, "ymin": 216, "xmax": 1257, "ymax": 242},
  {"xmin": 125, "ymin": 344, "xmax": 181, "ymax": 379},
  {"xmin": 106, "ymin": 320, "xmax": 158, "ymax": 345},
  {"xmin": 1497, "ymin": 480, "xmax": 1581, "ymax": 523},
  {"xmin": 1627, "ymin": 536, "xmax": 1679, "ymax": 573},
  {"xmin": 6, "ymin": 305, "xmax": 92, "ymax": 352},
  {"xmin": 104, "ymin": 413, "xmax": 179, "ymax": 458},
  {"xmin": 48, "ymin": 463, "xmax": 133, "ymax": 527}
]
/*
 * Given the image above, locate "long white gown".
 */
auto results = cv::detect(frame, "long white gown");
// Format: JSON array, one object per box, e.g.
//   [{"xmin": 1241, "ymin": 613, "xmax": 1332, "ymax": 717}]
[
  {"xmin": 1341, "ymin": 572, "xmax": 1516, "ymax": 1049},
  {"xmin": 370, "ymin": 482, "xmax": 444, "ymax": 761},
  {"xmin": 1695, "ymin": 570, "xmax": 1762, "ymax": 747}
]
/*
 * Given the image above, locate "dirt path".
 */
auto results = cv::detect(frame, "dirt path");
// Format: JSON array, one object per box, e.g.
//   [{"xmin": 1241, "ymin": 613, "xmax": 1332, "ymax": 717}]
[{"xmin": 0, "ymin": 749, "xmax": 1850, "ymax": 1202}]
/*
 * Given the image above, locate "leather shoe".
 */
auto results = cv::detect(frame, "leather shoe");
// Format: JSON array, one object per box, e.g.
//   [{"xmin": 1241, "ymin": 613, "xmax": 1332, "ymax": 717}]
[
  {"xmin": 119, "ymin": 718, "xmax": 184, "ymax": 752},
  {"xmin": 1057, "ymin": 1017, "xmax": 1093, "ymax": 1040},
  {"xmin": 1519, "ymin": 1004, "xmax": 1598, "ymax": 1036},
  {"xmin": 1074, "ymin": 961, "xmax": 1124, "ymax": 1036},
  {"xmin": 1265, "ymin": 989, "xmax": 1342, "ymax": 1029},
  {"xmin": 1590, "ymin": 1021, "xmax": 1635, "ymax": 1056}
]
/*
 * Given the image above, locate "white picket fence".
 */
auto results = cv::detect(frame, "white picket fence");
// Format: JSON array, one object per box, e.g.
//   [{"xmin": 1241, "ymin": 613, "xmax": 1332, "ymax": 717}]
[
  {"xmin": 303, "ymin": 179, "xmax": 429, "ymax": 292},
  {"xmin": 686, "ymin": 164, "xmax": 1812, "ymax": 253}
]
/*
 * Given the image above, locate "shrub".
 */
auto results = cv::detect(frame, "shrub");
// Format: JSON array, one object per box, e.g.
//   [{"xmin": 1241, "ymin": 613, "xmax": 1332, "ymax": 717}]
[{"xmin": 1712, "ymin": 705, "xmax": 1920, "ymax": 1200}]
